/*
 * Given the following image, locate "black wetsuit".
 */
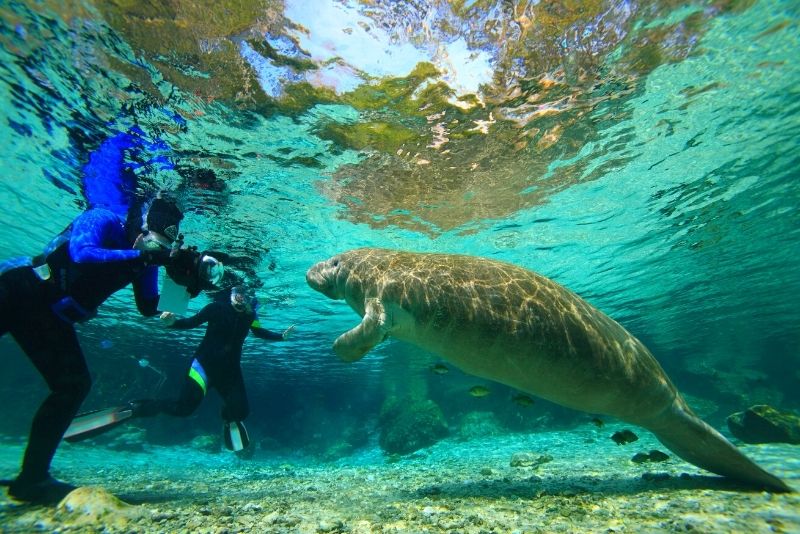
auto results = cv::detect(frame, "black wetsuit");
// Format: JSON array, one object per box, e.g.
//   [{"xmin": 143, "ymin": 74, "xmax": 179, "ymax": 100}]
[
  {"xmin": 136, "ymin": 300, "xmax": 284, "ymax": 422},
  {"xmin": 0, "ymin": 208, "xmax": 158, "ymax": 487}
]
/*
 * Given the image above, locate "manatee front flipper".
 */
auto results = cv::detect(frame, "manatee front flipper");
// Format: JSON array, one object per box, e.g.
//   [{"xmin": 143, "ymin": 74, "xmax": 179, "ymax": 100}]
[
  {"xmin": 647, "ymin": 401, "xmax": 792, "ymax": 493},
  {"xmin": 333, "ymin": 299, "xmax": 389, "ymax": 362}
]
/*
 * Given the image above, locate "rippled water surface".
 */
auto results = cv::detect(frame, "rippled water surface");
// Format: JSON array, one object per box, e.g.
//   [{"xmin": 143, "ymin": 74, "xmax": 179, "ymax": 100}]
[{"xmin": 0, "ymin": 0, "xmax": 798, "ymax": 458}]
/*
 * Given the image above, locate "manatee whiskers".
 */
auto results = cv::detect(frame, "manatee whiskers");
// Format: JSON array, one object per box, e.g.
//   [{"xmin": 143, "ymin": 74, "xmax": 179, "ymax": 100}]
[{"xmin": 307, "ymin": 248, "xmax": 792, "ymax": 493}]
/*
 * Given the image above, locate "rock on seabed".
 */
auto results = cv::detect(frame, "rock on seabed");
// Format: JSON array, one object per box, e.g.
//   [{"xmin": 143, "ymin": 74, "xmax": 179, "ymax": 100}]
[{"xmin": 56, "ymin": 486, "xmax": 148, "ymax": 530}]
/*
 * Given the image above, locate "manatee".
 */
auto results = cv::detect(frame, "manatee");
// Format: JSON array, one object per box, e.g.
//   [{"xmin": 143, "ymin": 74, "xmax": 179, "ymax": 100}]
[{"xmin": 306, "ymin": 248, "xmax": 792, "ymax": 492}]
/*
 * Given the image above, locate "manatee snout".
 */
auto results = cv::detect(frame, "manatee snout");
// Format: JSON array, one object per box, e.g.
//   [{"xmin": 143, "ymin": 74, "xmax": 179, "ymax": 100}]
[
  {"xmin": 306, "ymin": 259, "xmax": 340, "ymax": 299},
  {"xmin": 305, "ymin": 262, "xmax": 325, "ymax": 290}
]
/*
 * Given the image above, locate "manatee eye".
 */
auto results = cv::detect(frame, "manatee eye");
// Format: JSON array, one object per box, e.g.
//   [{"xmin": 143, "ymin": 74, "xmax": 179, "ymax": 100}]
[{"xmin": 332, "ymin": 259, "xmax": 339, "ymax": 267}]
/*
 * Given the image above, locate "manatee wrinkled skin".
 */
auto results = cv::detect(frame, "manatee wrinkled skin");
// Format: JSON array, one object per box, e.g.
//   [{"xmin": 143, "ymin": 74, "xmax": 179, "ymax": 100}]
[{"xmin": 307, "ymin": 248, "xmax": 791, "ymax": 493}]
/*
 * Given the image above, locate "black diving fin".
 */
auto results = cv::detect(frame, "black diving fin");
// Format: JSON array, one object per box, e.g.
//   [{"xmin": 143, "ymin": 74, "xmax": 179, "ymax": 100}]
[
  {"xmin": 63, "ymin": 405, "xmax": 133, "ymax": 443},
  {"xmin": 223, "ymin": 420, "xmax": 250, "ymax": 452}
]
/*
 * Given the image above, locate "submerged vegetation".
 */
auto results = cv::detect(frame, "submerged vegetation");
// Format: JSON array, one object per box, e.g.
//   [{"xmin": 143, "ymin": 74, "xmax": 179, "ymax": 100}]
[{"xmin": 1, "ymin": 0, "xmax": 760, "ymax": 234}]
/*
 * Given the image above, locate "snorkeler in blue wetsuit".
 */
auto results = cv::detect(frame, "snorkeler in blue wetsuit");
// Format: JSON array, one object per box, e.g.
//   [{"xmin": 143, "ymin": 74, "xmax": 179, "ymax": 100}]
[
  {"xmin": 0, "ymin": 197, "xmax": 193, "ymax": 504},
  {"xmin": 76, "ymin": 285, "xmax": 295, "ymax": 452},
  {"xmin": 0, "ymin": 115, "xmax": 229, "ymax": 502}
]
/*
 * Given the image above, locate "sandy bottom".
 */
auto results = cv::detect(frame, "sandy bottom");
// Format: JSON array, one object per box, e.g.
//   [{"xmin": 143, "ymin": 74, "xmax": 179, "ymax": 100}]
[{"xmin": 1, "ymin": 426, "xmax": 798, "ymax": 533}]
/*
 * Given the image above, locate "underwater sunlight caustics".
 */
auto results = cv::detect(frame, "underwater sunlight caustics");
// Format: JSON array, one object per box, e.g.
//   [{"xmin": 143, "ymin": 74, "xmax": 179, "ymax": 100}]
[
  {"xmin": 306, "ymin": 248, "xmax": 791, "ymax": 493},
  {"xmin": 0, "ymin": 0, "xmax": 799, "ymax": 531}
]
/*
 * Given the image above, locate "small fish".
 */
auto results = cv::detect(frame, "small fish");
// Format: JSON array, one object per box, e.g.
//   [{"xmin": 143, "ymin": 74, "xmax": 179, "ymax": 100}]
[
  {"xmin": 590, "ymin": 417, "xmax": 605, "ymax": 428},
  {"xmin": 430, "ymin": 363, "xmax": 449, "ymax": 375},
  {"xmin": 469, "ymin": 385, "xmax": 491, "ymax": 397},
  {"xmin": 647, "ymin": 450, "xmax": 669, "ymax": 462},
  {"xmin": 512, "ymin": 393, "xmax": 535, "ymax": 407},
  {"xmin": 631, "ymin": 450, "xmax": 670, "ymax": 464},
  {"xmin": 611, "ymin": 429, "xmax": 639, "ymax": 445}
]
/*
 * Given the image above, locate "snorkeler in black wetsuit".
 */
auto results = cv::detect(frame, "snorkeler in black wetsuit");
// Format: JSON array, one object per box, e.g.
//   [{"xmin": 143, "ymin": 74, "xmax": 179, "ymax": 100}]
[
  {"xmin": 0, "ymin": 197, "xmax": 190, "ymax": 504},
  {"xmin": 130, "ymin": 285, "xmax": 294, "ymax": 451}
]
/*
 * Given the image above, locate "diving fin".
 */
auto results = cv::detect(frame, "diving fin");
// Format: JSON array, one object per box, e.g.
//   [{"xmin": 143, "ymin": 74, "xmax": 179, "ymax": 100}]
[
  {"xmin": 63, "ymin": 405, "xmax": 133, "ymax": 443},
  {"xmin": 223, "ymin": 420, "xmax": 250, "ymax": 452}
]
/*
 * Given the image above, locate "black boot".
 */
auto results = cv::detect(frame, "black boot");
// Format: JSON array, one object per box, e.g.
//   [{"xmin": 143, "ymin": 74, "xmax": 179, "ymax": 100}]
[{"xmin": 8, "ymin": 474, "xmax": 76, "ymax": 505}]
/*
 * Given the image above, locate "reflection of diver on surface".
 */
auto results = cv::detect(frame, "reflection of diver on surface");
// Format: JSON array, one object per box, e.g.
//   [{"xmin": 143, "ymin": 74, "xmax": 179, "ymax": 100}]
[
  {"xmin": 67, "ymin": 285, "xmax": 295, "ymax": 452},
  {"xmin": 177, "ymin": 165, "xmax": 226, "ymax": 192}
]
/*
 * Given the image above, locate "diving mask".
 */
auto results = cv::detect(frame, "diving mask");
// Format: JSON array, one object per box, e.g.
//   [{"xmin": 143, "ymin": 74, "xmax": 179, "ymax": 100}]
[
  {"xmin": 199, "ymin": 255, "xmax": 224, "ymax": 287},
  {"xmin": 230, "ymin": 285, "xmax": 252, "ymax": 313},
  {"xmin": 163, "ymin": 244, "xmax": 225, "ymax": 296}
]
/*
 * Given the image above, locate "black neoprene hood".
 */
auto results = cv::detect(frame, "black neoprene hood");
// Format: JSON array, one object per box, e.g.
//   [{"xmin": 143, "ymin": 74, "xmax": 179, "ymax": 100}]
[{"xmin": 146, "ymin": 198, "xmax": 183, "ymax": 241}]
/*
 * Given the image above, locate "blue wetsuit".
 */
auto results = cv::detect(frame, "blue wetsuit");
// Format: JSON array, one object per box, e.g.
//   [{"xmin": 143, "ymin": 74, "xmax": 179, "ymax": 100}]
[
  {"xmin": 0, "ymin": 207, "xmax": 157, "ymax": 488},
  {"xmin": 134, "ymin": 299, "xmax": 284, "ymax": 423}
]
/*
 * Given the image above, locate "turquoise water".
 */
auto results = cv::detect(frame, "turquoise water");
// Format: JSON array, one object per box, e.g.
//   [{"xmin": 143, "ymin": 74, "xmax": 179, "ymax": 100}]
[{"xmin": 0, "ymin": 0, "xmax": 799, "ymax": 524}]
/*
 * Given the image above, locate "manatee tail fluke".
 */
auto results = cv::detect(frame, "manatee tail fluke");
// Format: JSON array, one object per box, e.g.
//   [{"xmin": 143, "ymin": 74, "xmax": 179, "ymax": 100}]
[{"xmin": 646, "ymin": 401, "xmax": 792, "ymax": 493}]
